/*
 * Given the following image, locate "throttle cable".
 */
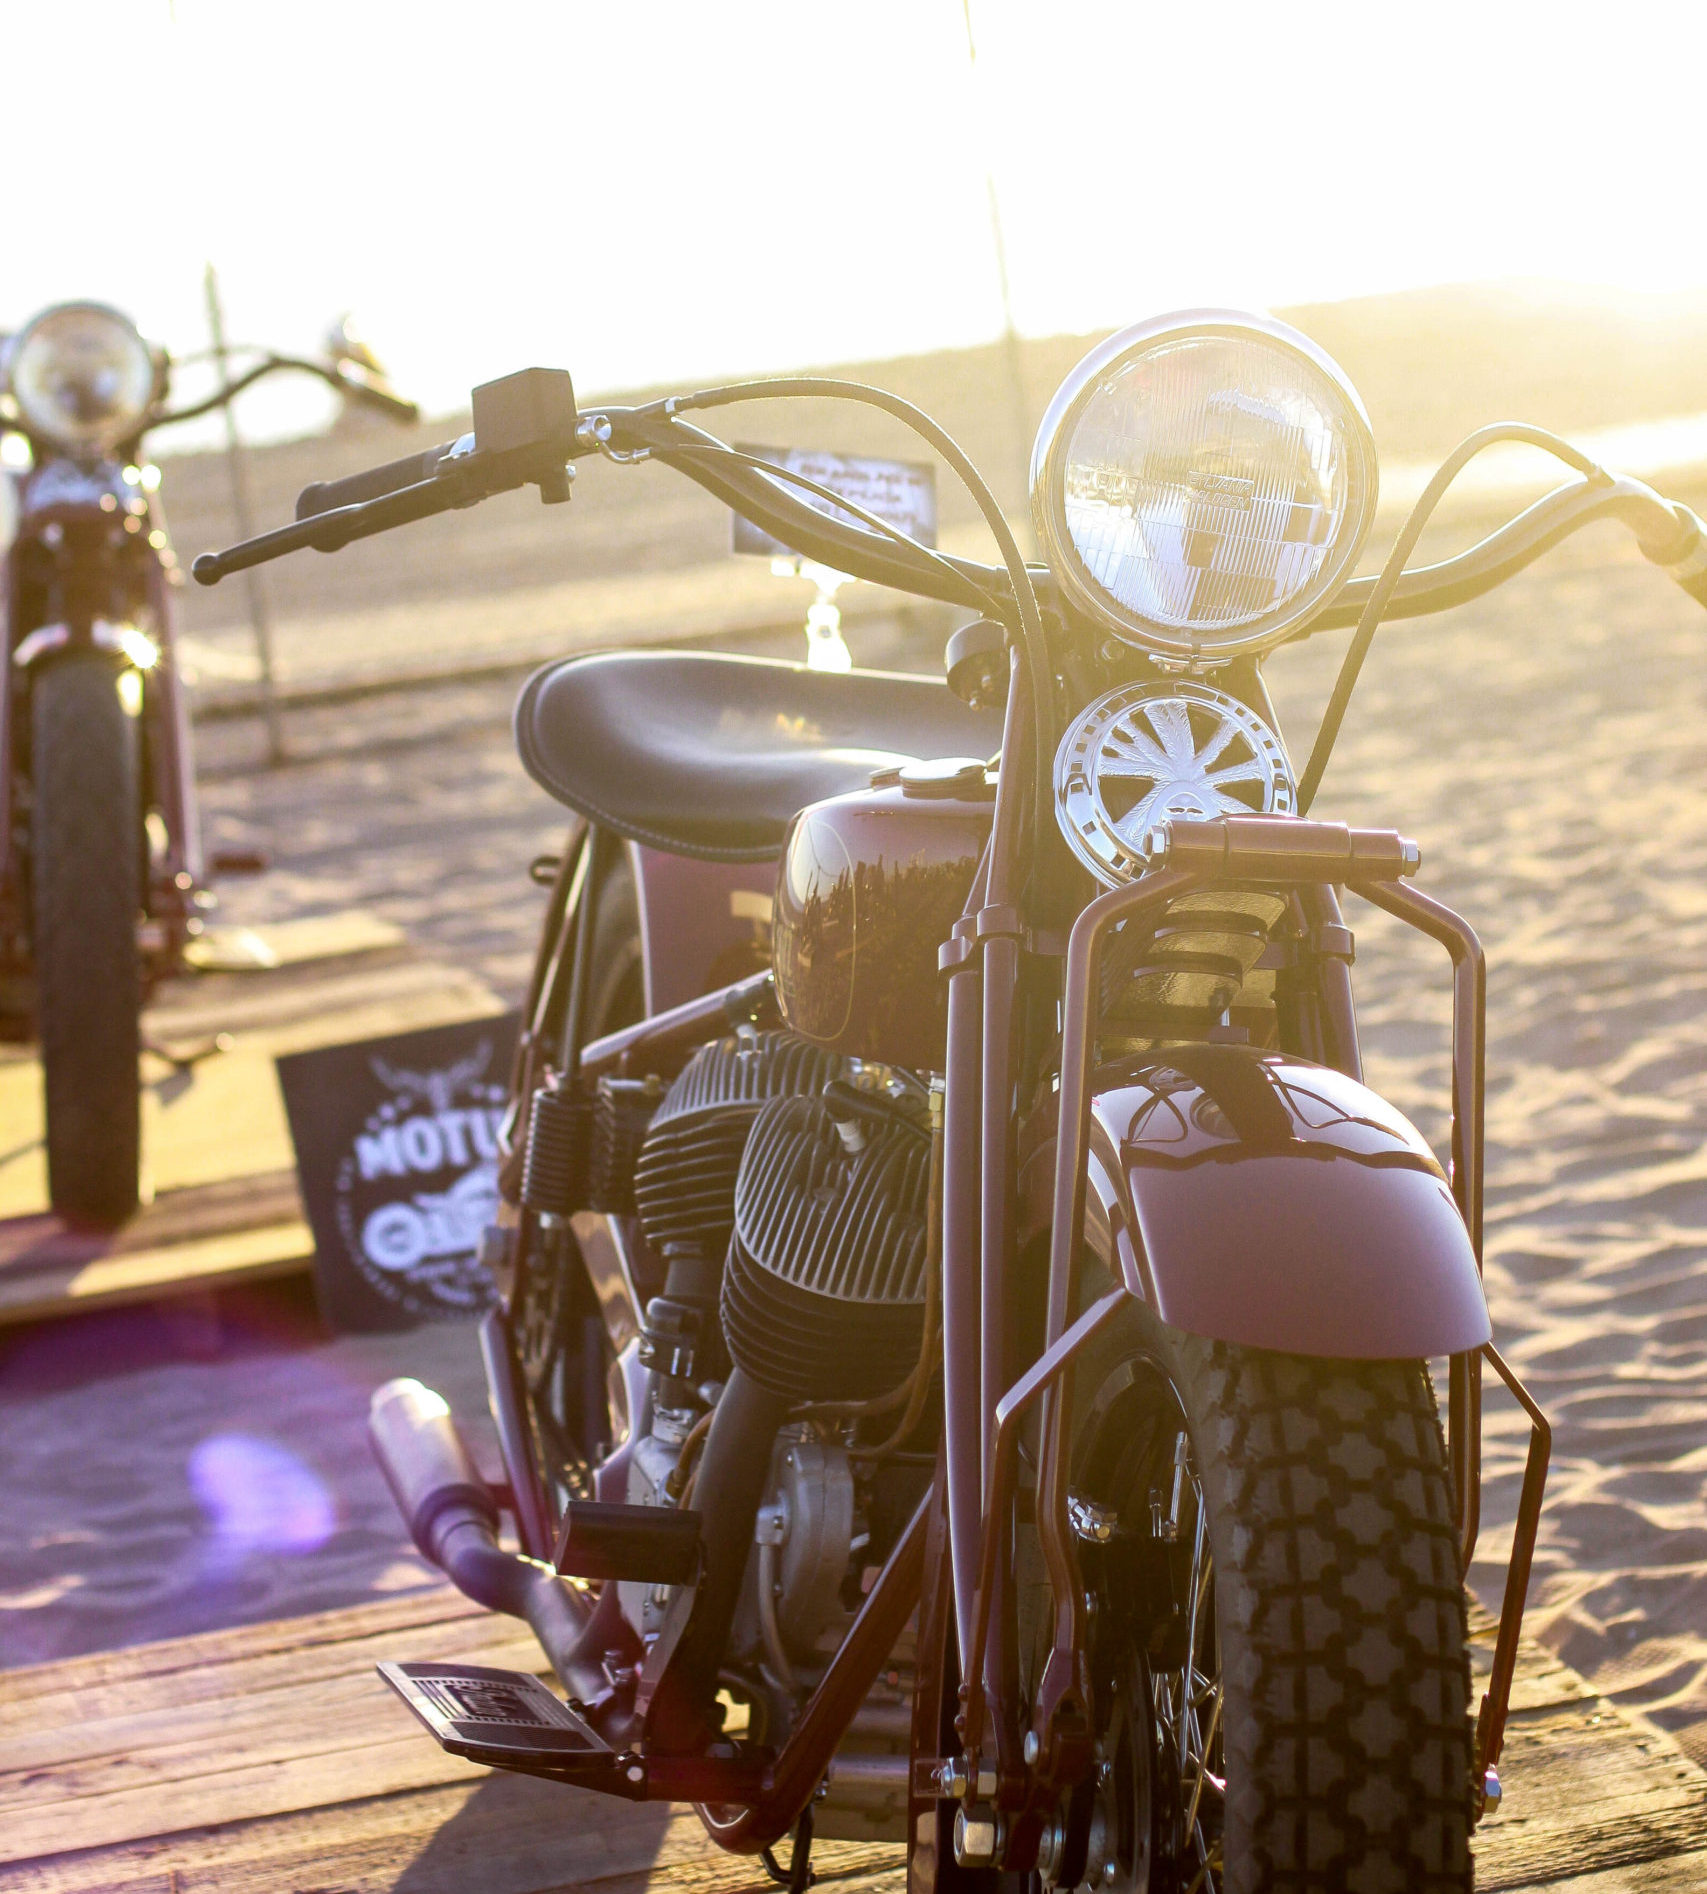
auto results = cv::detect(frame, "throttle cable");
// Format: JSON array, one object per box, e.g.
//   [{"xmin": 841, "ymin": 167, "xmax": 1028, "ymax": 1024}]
[
  {"xmin": 1297, "ymin": 423, "xmax": 1608, "ymax": 814},
  {"xmin": 635, "ymin": 378, "xmax": 1056, "ymax": 891}
]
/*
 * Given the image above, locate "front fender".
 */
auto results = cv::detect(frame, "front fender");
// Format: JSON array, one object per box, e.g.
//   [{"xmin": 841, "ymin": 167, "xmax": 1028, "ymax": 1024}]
[{"xmin": 1084, "ymin": 1044, "xmax": 1490, "ymax": 1359}]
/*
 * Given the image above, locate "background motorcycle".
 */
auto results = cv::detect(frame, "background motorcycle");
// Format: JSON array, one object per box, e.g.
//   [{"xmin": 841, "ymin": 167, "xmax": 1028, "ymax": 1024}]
[
  {"xmin": 0, "ymin": 300, "xmax": 416, "ymax": 1226},
  {"xmin": 198, "ymin": 323, "xmax": 1707, "ymax": 1890}
]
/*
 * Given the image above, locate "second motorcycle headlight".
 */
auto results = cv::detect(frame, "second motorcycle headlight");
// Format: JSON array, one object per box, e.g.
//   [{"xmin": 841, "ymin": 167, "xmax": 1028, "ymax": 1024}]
[
  {"xmin": 8, "ymin": 303, "xmax": 157, "ymax": 456},
  {"xmin": 1032, "ymin": 311, "xmax": 1377, "ymax": 660}
]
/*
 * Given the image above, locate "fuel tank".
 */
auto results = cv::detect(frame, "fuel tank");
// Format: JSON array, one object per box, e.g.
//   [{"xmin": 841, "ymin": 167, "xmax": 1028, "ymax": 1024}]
[{"xmin": 771, "ymin": 760, "xmax": 992, "ymax": 1070}]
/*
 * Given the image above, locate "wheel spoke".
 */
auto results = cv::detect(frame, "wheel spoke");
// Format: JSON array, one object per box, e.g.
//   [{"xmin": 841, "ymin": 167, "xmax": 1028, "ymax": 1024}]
[
  {"xmin": 1103, "ymin": 721, "xmax": 1173, "ymax": 775},
  {"xmin": 1097, "ymin": 755, "xmax": 1165, "ymax": 783},
  {"xmin": 1192, "ymin": 716, "xmax": 1243, "ymax": 774},
  {"xmin": 1182, "ymin": 1687, "xmax": 1224, "ymax": 1835},
  {"xmin": 1142, "ymin": 698, "xmax": 1200, "ymax": 769},
  {"xmin": 1204, "ymin": 756, "xmax": 1266, "ymax": 790},
  {"xmin": 1150, "ymin": 1450, "xmax": 1219, "ymax": 1891}
]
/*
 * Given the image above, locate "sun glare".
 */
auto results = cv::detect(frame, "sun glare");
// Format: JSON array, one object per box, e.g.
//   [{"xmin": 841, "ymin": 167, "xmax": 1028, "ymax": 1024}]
[{"xmin": 4, "ymin": 0, "xmax": 1703, "ymax": 429}]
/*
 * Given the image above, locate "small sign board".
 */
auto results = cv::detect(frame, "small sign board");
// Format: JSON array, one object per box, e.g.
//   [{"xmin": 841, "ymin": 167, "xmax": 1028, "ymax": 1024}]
[
  {"xmin": 730, "ymin": 444, "xmax": 937, "ymax": 558},
  {"xmin": 276, "ymin": 1011, "xmax": 519, "ymax": 1331}
]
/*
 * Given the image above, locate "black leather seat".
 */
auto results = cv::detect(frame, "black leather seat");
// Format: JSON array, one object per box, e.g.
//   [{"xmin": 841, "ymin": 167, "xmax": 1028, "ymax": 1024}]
[{"xmin": 514, "ymin": 648, "xmax": 1004, "ymax": 861}]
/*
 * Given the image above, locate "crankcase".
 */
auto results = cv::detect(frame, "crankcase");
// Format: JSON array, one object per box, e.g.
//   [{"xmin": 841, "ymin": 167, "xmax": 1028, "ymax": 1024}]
[{"xmin": 1085, "ymin": 1043, "xmax": 1490, "ymax": 1358}]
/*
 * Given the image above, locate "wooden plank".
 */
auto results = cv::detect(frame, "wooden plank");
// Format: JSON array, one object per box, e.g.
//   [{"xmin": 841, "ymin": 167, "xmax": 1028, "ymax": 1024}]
[
  {"xmin": 0, "ymin": 1593, "xmax": 895, "ymax": 1885},
  {"xmin": 3, "ymin": 1589, "xmax": 1702, "ymax": 1892},
  {"xmin": 145, "ymin": 958, "xmax": 502, "ymax": 1053},
  {"xmin": 1461, "ymin": 1601, "xmax": 1707, "ymax": 1886},
  {"xmin": 1497, "ymin": 1851, "xmax": 1707, "ymax": 1894},
  {"xmin": 0, "ymin": 1602, "xmax": 544, "ymax": 1858},
  {"xmin": 0, "ymin": 1217, "xmax": 313, "ymax": 1325},
  {"xmin": 0, "ymin": 1588, "xmax": 482, "ymax": 1717},
  {"xmin": 0, "ymin": 1170, "xmax": 302, "ymax": 1266},
  {"xmin": 1476, "ymin": 1698, "xmax": 1707, "ymax": 1889},
  {"xmin": 3, "ymin": 1788, "xmax": 899, "ymax": 1894},
  {"xmin": 0, "ymin": 1630, "xmax": 544, "ymax": 1802},
  {"xmin": 0, "ymin": 935, "xmax": 504, "ymax": 1320},
  {"xmin": 182, "ymin": 911, "xmax": 407, "ymax": 973}
]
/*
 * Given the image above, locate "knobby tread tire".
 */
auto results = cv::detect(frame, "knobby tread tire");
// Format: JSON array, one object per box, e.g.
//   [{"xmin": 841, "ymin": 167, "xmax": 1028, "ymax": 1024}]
[
  {"xmin": 32, "ymin": 653, "xmax": 141, "ymax": 1227},
  {"xmin": 1167, "ymin": 1328, "xmax": 1473, "ymax": 1893}
]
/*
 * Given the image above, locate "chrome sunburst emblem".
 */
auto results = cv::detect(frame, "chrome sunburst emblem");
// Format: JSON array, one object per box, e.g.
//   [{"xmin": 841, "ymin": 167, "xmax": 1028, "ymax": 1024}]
[{"xmin": 1054, "ymin": 680, "xmax": 1295, "ymax": 886}]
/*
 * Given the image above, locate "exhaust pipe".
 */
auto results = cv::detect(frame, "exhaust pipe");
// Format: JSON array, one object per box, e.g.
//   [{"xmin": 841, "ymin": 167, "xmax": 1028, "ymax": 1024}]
[{"xmin": 368, "ymin": 1378, "xmax": 613, "ymax": 1706}]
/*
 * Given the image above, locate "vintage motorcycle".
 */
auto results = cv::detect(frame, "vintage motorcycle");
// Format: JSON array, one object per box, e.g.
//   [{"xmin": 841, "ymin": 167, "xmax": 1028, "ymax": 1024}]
[
  {"xmin": 197, "ymin": 312, "xmax": 1707, "ymax": 1890},
  {"xmin": 0, "ymin": 300, "xmax": 416, "ymax": 1225}
]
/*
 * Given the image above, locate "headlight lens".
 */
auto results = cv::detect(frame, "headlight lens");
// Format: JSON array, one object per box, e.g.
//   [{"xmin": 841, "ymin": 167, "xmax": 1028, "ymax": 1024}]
[
  {"xmin": 1032, "ymin": 311, "xmax": 1376, "ymax": 659},
  {"xmin": 9, "ymin": 303, "xmax": 156, "ymax": 455}
]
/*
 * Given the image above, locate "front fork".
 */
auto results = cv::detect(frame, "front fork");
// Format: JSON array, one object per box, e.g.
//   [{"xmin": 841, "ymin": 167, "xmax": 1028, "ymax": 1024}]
[{"xmin": 936, "ymin": 834, "xmax": 1551, "ymax": 1870}]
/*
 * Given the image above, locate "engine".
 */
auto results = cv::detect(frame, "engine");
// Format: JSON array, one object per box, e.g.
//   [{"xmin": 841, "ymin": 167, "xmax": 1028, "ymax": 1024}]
[
  {"xmin": 723, "ymin": 1092, "xmax": 932, "ymax": 1404},
  {"xmin": 606, "ymin": 1023, "xmax": 935, "ymax": 1839},
  {"xmin": 633, "ymin": 1029, "xmax": 845, "ymax": 1269}
]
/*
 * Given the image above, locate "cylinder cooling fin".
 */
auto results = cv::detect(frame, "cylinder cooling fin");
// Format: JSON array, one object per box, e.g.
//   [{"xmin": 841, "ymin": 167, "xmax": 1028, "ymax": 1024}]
[
  {"xmin": 632, "ymin": 1030, "xmax": 846, "ymax": 1267},
  {"xmin": 723, "ymin": 1094, "xmax": 931, "ymax": 1404}
]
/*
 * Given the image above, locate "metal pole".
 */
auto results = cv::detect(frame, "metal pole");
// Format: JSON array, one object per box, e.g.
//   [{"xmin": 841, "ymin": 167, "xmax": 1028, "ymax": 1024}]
[
  {"xmin": 959, "ymin": 0, "xmax": 1032, "ymax": 522},
  {"xmin": 203, "ymin": 263, "xmax": 284, "ymax": 765}
]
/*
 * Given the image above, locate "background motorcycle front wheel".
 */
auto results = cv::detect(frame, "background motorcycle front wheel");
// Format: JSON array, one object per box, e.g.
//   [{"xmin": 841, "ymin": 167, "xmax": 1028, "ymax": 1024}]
[
  {"xmin": 31, "ymin": 653, "xmax": 141, "ymax": 1228},
  {"xmin": 1054, "ymin": 1304, "xmax": 1473, "ymax": 1894}
]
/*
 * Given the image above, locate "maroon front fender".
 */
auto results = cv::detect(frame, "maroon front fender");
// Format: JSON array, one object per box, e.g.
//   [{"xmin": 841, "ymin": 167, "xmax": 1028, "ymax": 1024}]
[{"xmin": 1084, "ymin": 1045, "xmax": 1490, "ymax": 1359}]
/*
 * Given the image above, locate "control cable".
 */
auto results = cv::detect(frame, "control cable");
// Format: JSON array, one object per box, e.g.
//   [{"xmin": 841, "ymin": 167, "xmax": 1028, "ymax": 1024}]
[{"xmin": 1297, "ymin": 423, "xmax": 1606, "ymax": 814}]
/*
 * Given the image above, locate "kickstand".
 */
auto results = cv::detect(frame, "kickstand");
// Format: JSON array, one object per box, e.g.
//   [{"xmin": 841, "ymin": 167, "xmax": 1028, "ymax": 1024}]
[
  {"xmin": 760, "ymin": 1806, "xmax": 815, "ymax": 1893},
  {"xmin": 142, "ymin": 1032, "xmax": 234, "ymax": 1073}
]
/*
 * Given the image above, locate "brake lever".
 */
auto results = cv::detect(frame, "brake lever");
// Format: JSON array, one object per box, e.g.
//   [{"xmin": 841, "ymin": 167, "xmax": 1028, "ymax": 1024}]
[
  {"xmin": 193, "ymin": 366, "xmax": 581, "ymax": 584},
  {"xmin": 191, "ymin": 473, "xmax": 465, "ymax": 584}
]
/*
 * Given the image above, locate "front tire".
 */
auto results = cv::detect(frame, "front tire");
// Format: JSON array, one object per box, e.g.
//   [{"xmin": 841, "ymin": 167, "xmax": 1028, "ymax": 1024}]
[
  {"xmin": 32, "ymin": 654, "xmax": 141, "ymax": 1227},
  {"xmin": 1065, "ymin": 1308, "xmax": 1472, "ymax": 1893}
]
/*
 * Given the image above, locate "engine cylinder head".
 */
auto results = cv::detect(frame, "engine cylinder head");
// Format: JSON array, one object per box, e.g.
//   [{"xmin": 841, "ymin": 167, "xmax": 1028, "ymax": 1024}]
[
  {"xmin": 632, "ymin": 1031, "xmax": 845, "ymax": 1266},
  {"xmin": 722, "ymin": 1094, "xmax": 931, "ymax": 1404},
  {"xmin": 587, "ymin": 1074, "xmax": 662, "ymax": 1215}
]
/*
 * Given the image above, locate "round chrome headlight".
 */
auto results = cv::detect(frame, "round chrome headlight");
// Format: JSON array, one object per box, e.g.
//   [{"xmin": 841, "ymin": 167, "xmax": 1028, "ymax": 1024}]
[
  {"xmin": 8, "ymin": 303, "xmax": 157, "ymax": 456},
  {"xmin": 1032, "ymin": 311, "xmax": 1376, "ymax": 661}
]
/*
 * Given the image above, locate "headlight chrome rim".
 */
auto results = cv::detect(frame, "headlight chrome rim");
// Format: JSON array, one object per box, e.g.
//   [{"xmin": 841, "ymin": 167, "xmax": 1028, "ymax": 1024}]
[
  {"xmin": 1031, "ymin": 309, "xmax": 1378, "ymax": 661},
  {"xmin": 7, "ymin": 302, "xmax": 158, "ymax": 456}
]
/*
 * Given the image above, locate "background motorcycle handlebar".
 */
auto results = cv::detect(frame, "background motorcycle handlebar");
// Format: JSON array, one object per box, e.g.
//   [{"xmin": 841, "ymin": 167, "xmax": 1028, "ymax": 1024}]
[
  {"xmin": 150, "ymin": 355, "xmax": 420, "ymax": 434},
  {"xmin": 333, "ymin": 372, "xmax": 420, "ymax": 425}
]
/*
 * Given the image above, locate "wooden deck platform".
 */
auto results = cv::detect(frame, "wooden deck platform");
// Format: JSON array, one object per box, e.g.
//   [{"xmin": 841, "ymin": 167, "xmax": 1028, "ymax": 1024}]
[
  {"xmin": 0, "ymin": 913, "xmax": 502, "ymax": 1326},
  {"xmin": 0, "ymin": 1588, "xmax": 1702, "ymax": 1893}
]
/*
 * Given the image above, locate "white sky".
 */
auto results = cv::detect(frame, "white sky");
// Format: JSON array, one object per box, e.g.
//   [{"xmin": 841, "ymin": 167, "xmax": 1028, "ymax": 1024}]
[{"xmin": 9, "ymin": 0, "xmax": 1706, "ymax": 441}]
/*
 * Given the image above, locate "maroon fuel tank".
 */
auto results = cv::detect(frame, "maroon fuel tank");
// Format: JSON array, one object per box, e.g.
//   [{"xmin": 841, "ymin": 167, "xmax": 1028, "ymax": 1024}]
[
  {"xmin": 771, "ymin": 762, "xmax": 992, "ymax": 1071},
  {"xmin": 1081, "ymin": 1044, "xmax": 1491, "ymax": 1359}
]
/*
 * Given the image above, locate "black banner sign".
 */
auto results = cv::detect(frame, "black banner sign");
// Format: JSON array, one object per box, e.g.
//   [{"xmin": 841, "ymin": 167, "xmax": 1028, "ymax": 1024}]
[{"xmin": 276, "ymin": 1011, "xmax": 519, "ymax": 1331}]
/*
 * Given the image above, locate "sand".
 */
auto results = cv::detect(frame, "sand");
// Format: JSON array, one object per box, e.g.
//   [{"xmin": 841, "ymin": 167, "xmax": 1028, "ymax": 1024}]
[{"xmin": 2, "ymin": 294, "xmax": 1706, "ymax": 1784}]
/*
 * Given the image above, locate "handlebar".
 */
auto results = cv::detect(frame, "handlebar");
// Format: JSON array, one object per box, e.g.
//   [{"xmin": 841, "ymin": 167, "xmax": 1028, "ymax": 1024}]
[
  {"xmin": 1308, "ymin": 475, "xmax": 1707, "ymax": 635},
  {"xmin": 296, "ymin": 439, "xmax": 465, "ymax": 520},
  {"xmin": 151, "ymin": 353, "xmax": 420, "ymax": 433},
  {"xmin": 332, "ymin": 371, "xmax": 420, "ymax": 425},
  {"xmin": 193, "ymin": 366, "xmax": 576, "ymax": 586},
  {"xmin": 1656, "ymin": 507, "xmax": 1707, "ymax": 607},
  {"xmin": 193, "ymin": 364, "xmax": 1707, "ymax": 640},
  {"xmin": 194, "ymin": 473, "xmax": 467, "ymax": 582}
]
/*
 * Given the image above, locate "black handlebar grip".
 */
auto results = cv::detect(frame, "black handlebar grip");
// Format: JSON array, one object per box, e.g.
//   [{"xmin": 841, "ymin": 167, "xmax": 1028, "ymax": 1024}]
[{"xmin": 295, "ymin": 441, "xmax": 458, "ymax": 521}]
